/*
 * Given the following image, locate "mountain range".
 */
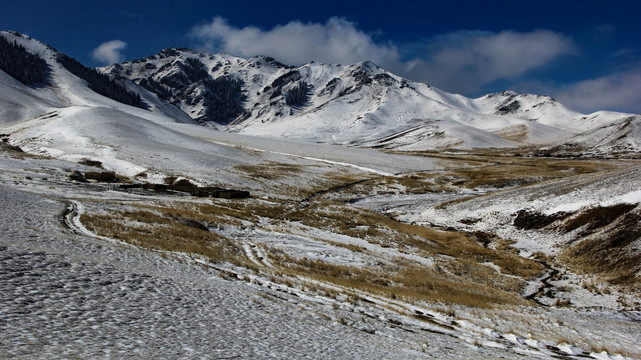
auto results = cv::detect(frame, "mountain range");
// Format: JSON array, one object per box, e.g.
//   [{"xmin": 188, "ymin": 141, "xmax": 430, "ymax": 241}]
[{"xmin": 1, "ymin": 30, "xmax": 640, "ymax": 156}]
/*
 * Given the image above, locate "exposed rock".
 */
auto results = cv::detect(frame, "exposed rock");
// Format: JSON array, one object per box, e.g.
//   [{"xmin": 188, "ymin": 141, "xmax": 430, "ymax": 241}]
[{"xmin": 68, "ymin": 170, "xmax": 84, "ymax": 182}]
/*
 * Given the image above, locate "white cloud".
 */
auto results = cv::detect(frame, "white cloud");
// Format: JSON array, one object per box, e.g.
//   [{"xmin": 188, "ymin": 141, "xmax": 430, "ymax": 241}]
[
  {"xmin": 554, "ymin": 65, "xmax": 641, "ymax": 114},
  {"xmin": 190, "ymin": 17, "xmax": 400, "ymax": 67},
  {"xmin": 401, "ymin": 30, "xmax": 576, "ymax": 93},
  {"xmin": 92, "ymin": 40, "xmax": 127, "ymax": 65},
  {"xmin": 190, "ymin": 18, "xmax": 576, "ymax": 97}
]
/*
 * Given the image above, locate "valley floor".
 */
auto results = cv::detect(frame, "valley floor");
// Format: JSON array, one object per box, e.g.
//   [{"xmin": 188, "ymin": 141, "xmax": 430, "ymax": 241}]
[{"xmin": 1, "ymin": 142, "xmax": 640, "ymax": 359}]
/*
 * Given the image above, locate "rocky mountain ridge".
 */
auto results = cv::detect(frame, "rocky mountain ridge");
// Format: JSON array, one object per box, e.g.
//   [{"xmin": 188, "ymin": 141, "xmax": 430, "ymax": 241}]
[
  {"xmin": 105, "ymin": 46, "xmax": 639, "ymax": 153},
  {"xmin": 1, "ymin": 30, "xmax": 639, "ymax": 155}
]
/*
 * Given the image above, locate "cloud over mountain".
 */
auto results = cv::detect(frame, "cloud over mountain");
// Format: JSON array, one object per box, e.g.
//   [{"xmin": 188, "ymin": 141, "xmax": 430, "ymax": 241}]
[
  {"xmin": 400, "ymin": 30, "xmax": 576, "ymax": 94},
  {"xmin": 190, "ymin": 17, "xmax": 400, "ymax": 67},
  {"xmin": 92, "ymin": 40, "xmax": 127, "ymax": 65},
  {"xmin": 190, "ymin": 18, "xmax": 575, "ymax": 97},
  {"xmin": 554, "ymin": 64, "xmax": 641, "ymax": 113}
]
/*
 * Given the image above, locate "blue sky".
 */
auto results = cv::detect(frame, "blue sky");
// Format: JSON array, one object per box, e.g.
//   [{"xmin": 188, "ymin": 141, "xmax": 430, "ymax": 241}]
[{"xmin": 2, "ymin": 0, "xmax": 640, "ymax": 113}]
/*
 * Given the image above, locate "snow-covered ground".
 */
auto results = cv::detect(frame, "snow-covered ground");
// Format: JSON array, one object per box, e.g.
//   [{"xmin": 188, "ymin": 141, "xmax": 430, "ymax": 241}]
[
  {"xmin": 2, "ymin": 139, "xmax": 640, "ymax": 359},
  {"xmin": 1, "ymin": 184, "xmax": 435, "ymax": 359},
  {"xmin": 409, "ymin": 164, "xmax": 641, "ymax": 258},
  {"xmin": 0, "ymin": 155, "xmax": 518, "ymax": 359}
]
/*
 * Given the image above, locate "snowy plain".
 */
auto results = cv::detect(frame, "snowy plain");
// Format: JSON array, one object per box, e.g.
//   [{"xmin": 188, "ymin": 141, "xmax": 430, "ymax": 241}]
[
  {"xmin": 2, "ymin": 133, "xmax": 641, "ymax": 359},
  {"xmin": 0, "ymin": 153, "xmax": 532, "ymax": 359}
]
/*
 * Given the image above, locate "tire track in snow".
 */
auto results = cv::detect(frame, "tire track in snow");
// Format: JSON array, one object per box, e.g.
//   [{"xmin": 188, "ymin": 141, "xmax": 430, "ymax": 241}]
[
  {"xmin": 242, "ymin": 243, "xmax": 274, "ymax": 269},
  {"xmin": 61, "ymin": 200, "xmax": 113, "ymax": 242}
]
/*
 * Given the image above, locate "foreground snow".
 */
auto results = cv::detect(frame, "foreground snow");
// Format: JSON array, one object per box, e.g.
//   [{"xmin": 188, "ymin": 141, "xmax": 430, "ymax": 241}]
[
  {"xmin": 0, "ymin": 163, "xmax": 507, "ymax": 359},
  {"xmin": 2, "ymin": 144, "xmax": 640, "ymax": 359},
  {"xmin": 1, "ymin": 190, "xmax": 429, "ymax": 358}
]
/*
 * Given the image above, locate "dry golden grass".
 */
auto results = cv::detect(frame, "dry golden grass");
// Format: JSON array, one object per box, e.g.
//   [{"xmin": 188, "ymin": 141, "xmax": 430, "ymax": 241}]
[
  {"xmin": 361, "ymin": 173, "xmax": 454, "ymax": 196},
  {"xmin": 268, "ymin": 252, "xmax": 525, "ymax": 307},
  {"xmin": 322, "ymin": 171, "xmax": 370, "ymax": 185},
  {"xmin": 283, "ymin": 198, "xmax": 543, "ymax": 278},
  {"xmin": 559, "ymin": 208, "xmax": 641, "ymax": 290},
  {"xmin": 82, "ymin": 154, "xmax": 629, "ymax": 308},
  {"xmin": 445, "ymin": 157, "xmax": 614, "ymax": 189},
  {"xmin": 79, "ymin": 192, "xmax": 544, "ymax": 307},
  {"xmin": 494, "ymin": 125, "xmax": 529, "ymax": 142},
  {"xmin": 310, "ymin": 155, "xmax": 620, "ymax": 213},
  {"xmin": 390, "ymin": 151, "xmax": 617, "ymax": 187},
  {"xmin": 80, "ymin": 210, "xmax": 249, "ymax": 266},
  {"xmin": 278, "ymin": 199, "xmax": 541, "ymax": 306},
  {"xmin": 0, "ymin": 141, "xmax": 52, "ymax": 160},
  {"xmin": 235, "ymin": 162, "xmax": 303, "ymax": 180},
  {"xmin": 235, "ymin": 162, "xmax": 374, "ymax": 200}
]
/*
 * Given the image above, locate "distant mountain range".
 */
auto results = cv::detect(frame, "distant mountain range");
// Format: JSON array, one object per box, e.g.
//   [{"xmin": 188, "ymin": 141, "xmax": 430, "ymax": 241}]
[{"xmin": 2, "ymin": 30, "xmax": 640, "ymax": 156}]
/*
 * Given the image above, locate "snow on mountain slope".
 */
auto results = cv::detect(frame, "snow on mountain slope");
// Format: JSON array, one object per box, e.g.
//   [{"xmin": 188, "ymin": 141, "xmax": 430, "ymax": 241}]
[
  {"xmin": 3, "ymin": 103, "xmax": 443, "ymax": 190},
  {"xmin": 105, "ymin": 49, "xmax": 252, "ymax": 125},
  {"xmin": 0, "ymin": 31, "xmax": 193, "ymax": 126},
  {"xmin": 544, "ymin": 115, "xmax": 641, "ymax": 156},
  {"xmin": 1, "ymin": 32, "xmax": 444, "ymax": 189},
  {"xmin": 410, "ymin": 162, "xmax": 641, "ymax": 277},
  {"xmin": 2, "ymin": 30, "xmax": 639, "ymax": 156},
  {"xmin": 2, "ymin": 106, "xmax": 263, "ymax": 185},
  {"xmin": 0, "ymin": 31, "xmax": 249, "ymax": 185},
  {"xmin": 0, "ymin": 32, "xmax": 241, "ymax": 189},
  {"xmin": 471, "ymin": 91, "xmax": 629, "ymax": 131},
  {"xmin": 0, "ymin": 69, "xmax": 59, "ymax": 124},
  {"xmin": 574, "ymin": 115, "xmax": 641, "ymax": 154},
  {"xmin": 106, "ymin": 48, "xmax": 638, "ymax": 151},
  {"xmin": 165, "ymin": 122, "xmax": 440, "ymax": 176},
  {"xmin": 360, "ymin": 119, "xmax": 515, "ymax": 150}
]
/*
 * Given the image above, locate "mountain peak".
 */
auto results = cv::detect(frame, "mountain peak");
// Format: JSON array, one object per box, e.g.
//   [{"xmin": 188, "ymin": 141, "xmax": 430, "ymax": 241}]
[
  {"xmin": 2, "ymin": 33, "xmax": 637, "ymax": 153},
  {"xmin": 351, "ymin": 60, "xmax": 381, "ymax": 73},
  {"xmin": 245, "ymin": 55, "xmax": 293, "ymax": 69},
  {"xmin": 1, "ymin": 30, "xmax": 57, "ymax": 57},
  {"xmin": 99, "ymin": 46, "xmax": 635, "ymax": 150}
]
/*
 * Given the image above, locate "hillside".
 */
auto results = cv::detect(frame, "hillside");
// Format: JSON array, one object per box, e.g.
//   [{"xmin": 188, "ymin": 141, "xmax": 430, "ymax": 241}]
[
  {"xmin": 3, "ymin": 29, "xmax": 636, "ymax": 154},
  {"xmin": 106, "ymin": 48, "xmax": 636, "ymax": 152}
]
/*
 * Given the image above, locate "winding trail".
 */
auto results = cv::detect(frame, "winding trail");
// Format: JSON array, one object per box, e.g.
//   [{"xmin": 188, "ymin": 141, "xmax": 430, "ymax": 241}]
[{"xmin": 2, "ymin": 185, "xmax": 464, "ymax": 359}]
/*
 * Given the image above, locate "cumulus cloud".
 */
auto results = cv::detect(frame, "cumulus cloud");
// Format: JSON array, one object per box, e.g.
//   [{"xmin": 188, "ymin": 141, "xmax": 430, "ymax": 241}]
[
  {"xmin": 190, "ymin": 18, "xmax": 576, "ymax": 96},
  {"xmin": 401, "ymin": 30, "xmax": 576, "ymax": 93},
  {"xmin": 190, "ymin": 17, "xmax": 400, "ymax": 67},
  {"xmin": 92, "ymin": 40, "xmax": 127, "ymax": 65},
  {"xmin": 554, "ymin": 65, "xmax": 641, "ymax": 114}
]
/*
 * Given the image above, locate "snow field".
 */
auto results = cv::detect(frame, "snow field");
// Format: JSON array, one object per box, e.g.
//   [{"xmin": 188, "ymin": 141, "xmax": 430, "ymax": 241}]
[
  {"xmin": 0, "ymin": 170, "xmax": 520, "ymax": 359},
  {"xmin": 3, "ymin": 128, "xmax": 641, "ymax": 359}
]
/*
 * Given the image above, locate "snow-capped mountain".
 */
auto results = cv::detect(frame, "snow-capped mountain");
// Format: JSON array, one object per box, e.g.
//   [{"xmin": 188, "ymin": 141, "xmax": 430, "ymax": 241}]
[
  {"xmin": 0, "ymin": 31, "xmax": 437, "ymax": 184},
  {"xmin": 542, "ymin": 115, "xmax": 641, "ymax": 157},
  {"xmin": 1, "ymin": 30, "xmax": 639, "ymax": 154},
  {"xmin": 0, "ymin": 31, "xmax": 194, "ymax": 125},
  {"xmin": 0, "ymin": 31, "xmax": 264, "ymax": 184},
  {"xmin": 104, "ymin": 47, "xmax": 636, "ymax": 151}
]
